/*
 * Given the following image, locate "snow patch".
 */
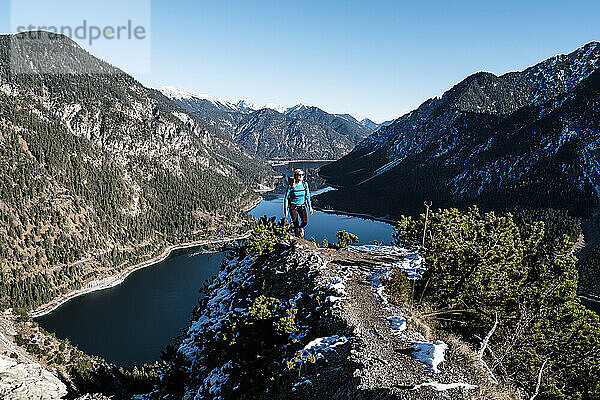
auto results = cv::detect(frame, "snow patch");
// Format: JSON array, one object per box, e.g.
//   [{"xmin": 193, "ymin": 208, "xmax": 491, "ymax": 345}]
[
  {"xmin": 390, "ymin": 253, "xmax": 426, "ymax": 280},
  {"xmin": 262, "ymin": 102, "xmax": 288, "ymax": 113},
  {"xmin": 366, "ymin": 266, "xmax": 392, "ymax": 305},
  {"xmin": 160, "ymin": 86, "xmax": 239, "ymax": 111},
  {"xmin": 303, "ymin": 335, "xmax": 348, "ymax": 359},
  {"xmin": 350, "ymin": 245, "xmax": 425, "ymax": 280},
  {"xmin": 347, "ymin": 244, "xmax": 405, "ymax": 256},
  {"xmin": 411, "ymin": 340, "xmax": 448, "ymax": 373},
  {"xmin": 236, "ymin": 99, "xmax": 288, "ymax": 113},
  {"xmin": 412, "ymin": 381, "xmax": 477, "ymax": 391},
  {"xmin": 0, "ymin": 84, "xmax": 18, "ymax": 97},
  {"xmin": 387, "ymin": 316, "xmax": 407, "ymax": 333},
  {"xmin": 325, "ymin": 275, "xmax": 347, "ymax": 296}
]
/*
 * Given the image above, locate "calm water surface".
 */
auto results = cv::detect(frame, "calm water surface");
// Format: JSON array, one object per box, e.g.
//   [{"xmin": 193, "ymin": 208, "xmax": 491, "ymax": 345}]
[{"xmin": 36, "ymin": 251, "xmax": 226, "ymax": 368}]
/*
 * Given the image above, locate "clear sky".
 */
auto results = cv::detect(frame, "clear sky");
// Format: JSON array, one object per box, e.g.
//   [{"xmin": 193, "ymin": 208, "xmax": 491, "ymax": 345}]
[{"xmin": 2, "ymin": 0, "xmax": 599, "ymax": 122}]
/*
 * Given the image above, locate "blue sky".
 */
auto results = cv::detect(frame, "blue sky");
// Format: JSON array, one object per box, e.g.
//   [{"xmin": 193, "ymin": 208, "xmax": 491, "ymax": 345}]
[{"xmin": 2, "ymin": 0, "xmax": 599, "ymax": 121}]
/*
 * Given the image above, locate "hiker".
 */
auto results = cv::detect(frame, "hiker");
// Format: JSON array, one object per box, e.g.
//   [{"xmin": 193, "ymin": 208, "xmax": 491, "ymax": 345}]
[{"xmin": 284, "ymin": 169, "xmax": 313, "ymax": 238}]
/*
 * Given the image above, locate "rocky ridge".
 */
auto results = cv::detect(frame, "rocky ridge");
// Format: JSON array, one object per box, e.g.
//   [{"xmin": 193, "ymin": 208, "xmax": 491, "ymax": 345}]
[
  {"xmin": 0, "ymin": 309, "xmax": 117, "ymax": 400},
  {"xmin": 154, "ymin": 240, "xmax": 506, "ymax": 399}
]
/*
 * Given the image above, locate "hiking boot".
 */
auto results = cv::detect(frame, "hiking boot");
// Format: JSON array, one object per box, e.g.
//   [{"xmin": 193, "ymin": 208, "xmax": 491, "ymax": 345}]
[{"xmin": 300, "ymin": 228, "xmax": 305, "ymax": 239}]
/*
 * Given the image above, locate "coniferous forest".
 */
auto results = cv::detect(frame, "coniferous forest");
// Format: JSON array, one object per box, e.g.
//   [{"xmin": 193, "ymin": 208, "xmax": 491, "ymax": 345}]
[{"xmin": 0, "ymin": 32, "xmax": 274, "ymax": 310}]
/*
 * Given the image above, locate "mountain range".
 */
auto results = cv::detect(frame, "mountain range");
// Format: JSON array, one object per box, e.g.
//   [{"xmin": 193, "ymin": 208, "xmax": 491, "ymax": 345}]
[
  {"xmin": 317, "ymin": 41, "xmax": 600, "ymax": 219},
  {"xmin": 3, "ymin": 30, "xmax": 600, "ymax": 400},
  {"xmin": 0, "ymin": 31, "xmax": 274, "ymax": 310},
  {"xmin": 160, "ymin": 86, "xmax": 386, "ymax": 160}
]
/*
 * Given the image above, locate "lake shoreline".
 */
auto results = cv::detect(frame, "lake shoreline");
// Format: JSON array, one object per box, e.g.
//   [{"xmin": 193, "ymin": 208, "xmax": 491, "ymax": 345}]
[
  {"xmin": 30, "ymin": 232, "xmax": 252, "ymax": 318},
  {"xmin": 268, "ymin": 159, "xmax": 336, "ymax": 166},
  {"xmin": 32, "ymin": 193, "xmax": 264, "ymax": 319},
  {"xmin": 580, "ymin": 293, "xmax": 600, "ymax": 303},
  {"xmin": 314, "ymin": 206, "xmax": 397, "ymax": 226}
]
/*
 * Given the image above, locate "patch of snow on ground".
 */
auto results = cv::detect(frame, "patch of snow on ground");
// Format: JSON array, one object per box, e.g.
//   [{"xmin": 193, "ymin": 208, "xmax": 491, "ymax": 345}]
[
  {"xmin": 390, "ymin": 253, "xmax": 426, "ymax": 280},
  {"xmin": 387, "ymin": 316, "xmax": 407, "ymax": 333},
  {"xmin": 325, "ymin": 276, "xmax": 347, "ymax": 296},
  {"xmin": 354, "ymin": 245, "xmax": 425, "ymax": 304},
  {"xmin": 0, "ymin": 84, "xmax": 17, "ymax": 97},
  {"xmin": 325, "ymin": 296, "xmax": 342, "ymax": 303},
  {"xmin": 366, "ymin": 266, "xmax": 392, "ymax": 305},
  {"xmin": 411, "ymin": 340, "xmax": 448, "ymax": 373},
  {"xmin": 302, "ymin": 335, "xmax": 348, "ymax": 360},
  {"xmin": 347, "ymin": 244, "xmax": 405, "ymax": 256},
  {"xmin": 412, "ymin": 381, "xmax": 477, "ymax": 391},
  {"xmin": 349, "ymin": 245, "xmax": 425, "ymax": 279}
]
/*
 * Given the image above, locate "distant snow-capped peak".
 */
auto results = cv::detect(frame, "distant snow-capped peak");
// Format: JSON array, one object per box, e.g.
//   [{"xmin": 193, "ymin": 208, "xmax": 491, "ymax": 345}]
[
  {"xmin": 159, "ymin": 85, "xmax": 196, "ymax": 100},
  {"xmin": 284, "ymin": 103, "xmax": 310, "ymax": 115},
  {"xmin": 236, "ymin": 100, "xmax": 259, "ymax": 110},
  {"xmin": 160, "ymin": 86, "xmax": 291, "ymax": 114},
  {"xmin": 237, "ymin": 100, "xmax": 289, "ymax": 113},
  {"xmin": 160, "ymin": 86, "xmax": 381, "ymax": 125},
  {"xmin": 262, "ymin": 103, "xmax": 288, "ymax": 113},
  {"xmin": 160, "ymin": 86, "xmax": 240, "ymax": 110}
]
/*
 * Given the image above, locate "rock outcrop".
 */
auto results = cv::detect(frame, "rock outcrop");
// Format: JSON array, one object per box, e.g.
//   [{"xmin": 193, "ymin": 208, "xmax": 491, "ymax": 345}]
[
  {"xmin": 0, "ymin": 310, "xmax": 68, "ymax": 400},
  {"xmin": 155, "ymin": 240, "xmax": 504, "ymax": 399},
  {"xmin": 0, "ymin": 355, "xmax": 68, "ymax": 400}
]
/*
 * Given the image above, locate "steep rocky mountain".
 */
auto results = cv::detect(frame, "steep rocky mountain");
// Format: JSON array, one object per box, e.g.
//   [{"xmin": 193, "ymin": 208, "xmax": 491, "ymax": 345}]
[
  {"xmin": 318, "ymin": 42, "xmax": 600, "ymax": 218},
  {"xmin": 284, "ymin": 104, "xmax": 372, "ymax": 143},
  {"xmin": 358, "ymin": 116, "xmax": 392, "ymax": 132},
  {"xmin": 336, "ymin": 113, "xmax": 393, "ymax": 133},
  {"xmin": 0, "ymin": 32, "xmax": 274, "ymax": 310},
  {"xmin": 161, "ymin": 87, "xmax": 362, "ymax": 160},
  {"xmin": 159, "ymin": 86, "xmax": 253, "ymax": 137},
  {"xmin": 234, "ymin": 108, "xmax": 354, "ymax": 160}
]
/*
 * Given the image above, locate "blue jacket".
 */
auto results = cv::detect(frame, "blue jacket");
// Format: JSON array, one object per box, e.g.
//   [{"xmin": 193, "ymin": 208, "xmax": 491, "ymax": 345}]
[{"xmin": 284, "ymin": 182, "xmax": 311, "ymax": 211}]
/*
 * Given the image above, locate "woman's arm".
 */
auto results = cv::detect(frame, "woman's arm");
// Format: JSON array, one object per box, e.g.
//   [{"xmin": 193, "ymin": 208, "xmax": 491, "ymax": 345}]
[{"xmin": 283, "ymin": 185, "xmax": 291, "ymax": 214}]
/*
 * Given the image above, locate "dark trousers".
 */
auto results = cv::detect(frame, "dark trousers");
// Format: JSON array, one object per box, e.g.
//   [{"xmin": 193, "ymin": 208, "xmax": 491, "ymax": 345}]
[{"xmin": 289, "ymin": 204, "xmax": 307, "ymax": 236}]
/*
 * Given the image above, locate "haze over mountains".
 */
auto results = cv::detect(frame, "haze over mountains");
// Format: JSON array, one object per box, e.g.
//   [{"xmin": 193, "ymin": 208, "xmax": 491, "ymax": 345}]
[
  {"xmin": 160, "ymin": 85, "xmax": 389, "ymax": 160},
  {"xmin": 318, "ymin": 41, "xmax": 600, "ymax": 219}
]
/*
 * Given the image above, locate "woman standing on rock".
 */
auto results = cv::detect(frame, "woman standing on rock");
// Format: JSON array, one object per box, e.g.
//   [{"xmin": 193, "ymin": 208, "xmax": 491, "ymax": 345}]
[{"xmin": 284, "ymin": 169, "xmax": 313, "ymax": 238}]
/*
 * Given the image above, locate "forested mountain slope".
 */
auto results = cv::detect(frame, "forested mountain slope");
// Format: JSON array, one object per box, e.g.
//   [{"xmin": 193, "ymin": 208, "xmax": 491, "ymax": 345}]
[
  {"xmin": 284, "ymin": 103, "xmax": 372, "ymax": 144},
  {"xmin": 318, "ymin": 42, "xmax": 600, "ymax": 218},
  {"xmin": 234, "ymin": 108, "xmax": 354, "ymax": 160},
  {"xmin": 0, "ymin": 32, "xmax": 274, "ymax": 310}
]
